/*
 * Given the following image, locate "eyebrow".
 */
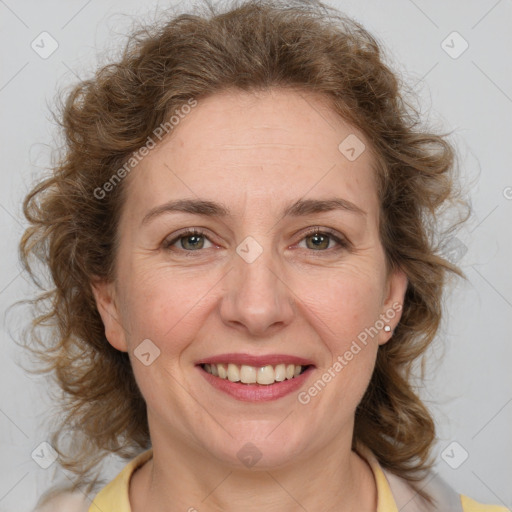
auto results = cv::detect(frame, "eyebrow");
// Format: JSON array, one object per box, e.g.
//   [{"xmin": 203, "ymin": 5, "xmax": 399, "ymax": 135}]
[{"xmin": 141, "ymin": 197, "xmax": 366, "ymax": 226}]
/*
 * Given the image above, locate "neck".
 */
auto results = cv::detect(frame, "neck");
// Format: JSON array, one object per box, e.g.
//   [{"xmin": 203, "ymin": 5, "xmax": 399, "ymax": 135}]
[{"xmin": 129, "ymin": 432, "xmax": 377, "ymax": 512}]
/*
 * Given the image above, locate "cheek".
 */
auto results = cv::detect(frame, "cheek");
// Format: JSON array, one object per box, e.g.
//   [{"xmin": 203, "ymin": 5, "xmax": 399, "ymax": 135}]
[
  {"xmin": 298, "ymin": 271, "xmax": 382, "ymax": 418},
  {"xmin": 299, "ymin": 265, "xmax": 386, "ymax": 346},
  {"xmin": 119, "ymin": 263, "xmax": 215, "ymax": 350},
  {"xmin": 117, "ymin": 266, "xmax": 213, "ymax": 412}
]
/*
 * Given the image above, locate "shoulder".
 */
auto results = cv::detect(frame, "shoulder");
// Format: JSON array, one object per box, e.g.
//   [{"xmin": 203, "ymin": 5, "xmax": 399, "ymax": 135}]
[
  {"xmin": 460, "ymin": 495, "xmax": 510, "ymax": 512},
  {"xmin": 384, "ymin": 467, "xmax": 509, "ymax": 512},
  {"xmin": 33, "ymin": 491, "xmax": 90, "ymax": 512},
  {"xmin": 34, "ymin": 450, "xmax": 153, "ymax": 512},
  {"xmin": 385, "ymin": 469, "xmax": 509, "ymax": 512},
  {"xmin": 85, "ymin": 449, "xmax": 154, "ymax": 512},
  {"xmin": 356, "ymin": 443, "xmax": 507, "ymax": 512}
]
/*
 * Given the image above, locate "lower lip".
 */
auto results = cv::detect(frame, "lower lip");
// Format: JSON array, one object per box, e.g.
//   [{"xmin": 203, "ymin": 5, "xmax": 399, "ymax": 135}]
[{"xmin": 197, "ymin": 365, "xmax": 314, "ymax": 402}]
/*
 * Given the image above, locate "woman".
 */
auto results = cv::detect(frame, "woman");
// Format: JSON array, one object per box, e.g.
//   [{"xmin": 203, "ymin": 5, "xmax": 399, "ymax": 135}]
[{"xmin": 21, "ymin": 1, "xmax": 506, "ymax": 511}]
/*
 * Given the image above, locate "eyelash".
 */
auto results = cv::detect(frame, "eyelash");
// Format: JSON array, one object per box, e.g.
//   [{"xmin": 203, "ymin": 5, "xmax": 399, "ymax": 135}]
[
  {"xmin": 296, "ymin": 226, "xmax": 350, "ymax": 252},
  {"xmin": 162, "ymin": 226, "xmax": 350, "ymax": 255}
]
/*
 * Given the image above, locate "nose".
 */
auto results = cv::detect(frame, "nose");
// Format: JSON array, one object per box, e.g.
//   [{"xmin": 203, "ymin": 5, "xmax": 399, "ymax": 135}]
[{"xmin": 219, "ymin": 242, "xmax": 295, "ymax": 337}]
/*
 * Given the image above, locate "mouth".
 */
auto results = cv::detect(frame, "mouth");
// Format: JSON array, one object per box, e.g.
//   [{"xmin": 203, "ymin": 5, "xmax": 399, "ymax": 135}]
[
  {"xmin": 195, "ymin": 355, "xmax": 315, "ymax": 402},
  {"xmin": 199, "ymin": 362, "xmax": 312, "ymax": 385}
]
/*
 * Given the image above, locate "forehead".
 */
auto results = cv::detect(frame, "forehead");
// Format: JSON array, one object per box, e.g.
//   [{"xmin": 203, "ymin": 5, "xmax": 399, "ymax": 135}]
[{"xmin": 123, "ymin": 88, "xmax": 379, "ymax": 220}]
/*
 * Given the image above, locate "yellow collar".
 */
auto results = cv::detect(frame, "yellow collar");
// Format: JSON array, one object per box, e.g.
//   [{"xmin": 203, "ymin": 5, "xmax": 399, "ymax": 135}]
[
  {"xmin": 88, "ymin": 445, "xmax": 402, "ymax": 512},
  {"xmin": 89, "ymin": 449, "xmax": 153, "ymax": 512}
]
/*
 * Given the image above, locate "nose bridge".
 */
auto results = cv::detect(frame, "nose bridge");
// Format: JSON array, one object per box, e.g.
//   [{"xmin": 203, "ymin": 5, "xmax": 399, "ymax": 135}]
[{"xmin": 220, "ymin": 234, "xmax": 294, "ymax": 334}]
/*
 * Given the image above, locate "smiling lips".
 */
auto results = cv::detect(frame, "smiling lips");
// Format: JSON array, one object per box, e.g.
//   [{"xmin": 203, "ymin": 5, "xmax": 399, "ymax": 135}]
[
  {"xmin": 202, "ymin": 362, "xmax": 307, "ymax": 385},
  {"xmin": 196, "ymin": 353, "xmax": 315, "ymax": 387}
]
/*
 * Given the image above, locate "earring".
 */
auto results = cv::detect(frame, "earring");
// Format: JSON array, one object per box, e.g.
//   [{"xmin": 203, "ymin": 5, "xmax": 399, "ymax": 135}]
[{"xmin": 384, "ymin": 325, "xmax": 391, "ymax": 332}]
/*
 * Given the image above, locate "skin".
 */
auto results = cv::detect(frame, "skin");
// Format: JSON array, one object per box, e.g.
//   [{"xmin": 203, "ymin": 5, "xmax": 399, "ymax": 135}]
[{"xmin": 92, "ymin": 87, "xmax": 408, "ymax": 512}]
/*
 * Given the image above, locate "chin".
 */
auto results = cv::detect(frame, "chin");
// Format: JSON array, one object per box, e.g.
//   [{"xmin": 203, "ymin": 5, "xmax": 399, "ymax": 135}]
[{"xmin": 205, "ymin": 426, "xmax": 308, "ymax": 470}]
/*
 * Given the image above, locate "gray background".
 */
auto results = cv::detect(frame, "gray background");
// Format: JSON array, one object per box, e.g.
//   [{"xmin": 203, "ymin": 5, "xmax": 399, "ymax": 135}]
[{"xmin": 1, "ymin": 0, "xmax": 511, "ymax": 510}]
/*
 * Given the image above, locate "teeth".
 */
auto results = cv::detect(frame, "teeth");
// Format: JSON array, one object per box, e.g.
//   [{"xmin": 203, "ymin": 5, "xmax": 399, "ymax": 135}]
[
  {"xmin": 240, "ymin": 365, "xmax": 257, "ymax": 384},
  {"xmin": 274, "ymin": 363, "xmax": 286, "ymax": 382},
  {"xmin": 217, "ymin": 363, "xmax": 227, "ymax": 379},
  {"xmin": 227, "ymin": 363, "xmax": 240, "ymax": 382},
  {"xmin": 203, "ymin": 362, "xmax": 308, "ymax": 385},
  {"xmin": 257, "ymin": 365, "xmax": 275, "ymax": 385}
]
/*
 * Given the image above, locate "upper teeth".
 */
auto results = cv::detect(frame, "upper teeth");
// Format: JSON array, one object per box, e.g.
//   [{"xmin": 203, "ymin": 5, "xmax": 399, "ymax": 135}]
[{"xmin": 203, "ymin": 363, "xmax": 305, "ymax": 385}]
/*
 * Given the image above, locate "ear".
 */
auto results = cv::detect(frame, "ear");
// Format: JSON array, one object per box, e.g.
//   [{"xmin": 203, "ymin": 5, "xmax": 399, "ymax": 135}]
[
  {"xmin": 90, "ymin": 278, "xmax": 128, "ymax": 352},
  {"xmin": 378, "ymin": 266, "xmax": 408, "ymax": 346}
]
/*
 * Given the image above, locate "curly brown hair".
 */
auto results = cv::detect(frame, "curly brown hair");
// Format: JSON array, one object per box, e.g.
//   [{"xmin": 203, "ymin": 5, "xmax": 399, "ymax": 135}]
[{"xmin": 19, "ymin": 0, "xmax": 468, "ymax": 501}]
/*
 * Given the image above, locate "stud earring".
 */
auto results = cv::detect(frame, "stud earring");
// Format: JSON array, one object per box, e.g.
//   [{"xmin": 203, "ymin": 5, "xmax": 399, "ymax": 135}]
[{"xmin": 384, "ymin": 325, "xmax": 391, "ymax": 332}]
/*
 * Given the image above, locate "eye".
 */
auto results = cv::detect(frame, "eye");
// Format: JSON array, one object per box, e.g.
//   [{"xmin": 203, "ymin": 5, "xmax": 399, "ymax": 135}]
[
  {"xmin": 162, "ymin": 226, "xmax": 350, "ymax": 254},
  {"xmin": 162, "ymin": 228, "xmax": 214, "ymax": 251},
  {"xmin": 298, "ymin": 227, "xmax": 350, "ymax": 252}
]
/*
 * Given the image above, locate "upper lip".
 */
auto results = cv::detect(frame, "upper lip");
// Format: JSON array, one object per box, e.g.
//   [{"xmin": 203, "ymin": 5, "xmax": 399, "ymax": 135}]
[{"xmin": 196, "ymin": 353, "xmax": 315, "ymax": 367}]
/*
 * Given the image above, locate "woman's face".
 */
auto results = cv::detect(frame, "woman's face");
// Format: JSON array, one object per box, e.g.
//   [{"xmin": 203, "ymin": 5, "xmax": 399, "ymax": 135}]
[{"xmin": 93, "ymin": 88, "xmax": 407, "ymax": 469}]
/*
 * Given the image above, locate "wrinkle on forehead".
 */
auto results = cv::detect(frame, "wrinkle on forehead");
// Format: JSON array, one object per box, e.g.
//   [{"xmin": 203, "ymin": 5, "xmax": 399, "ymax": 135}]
[{"xmin": 121, "ymin": 88, "xmax": 380, "ymax": 236}]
